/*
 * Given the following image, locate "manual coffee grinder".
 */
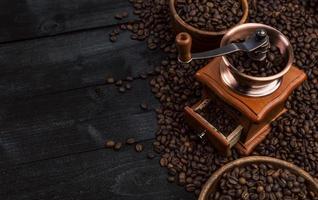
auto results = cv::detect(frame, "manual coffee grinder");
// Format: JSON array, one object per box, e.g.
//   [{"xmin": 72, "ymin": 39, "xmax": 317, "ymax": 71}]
[{"xmin": 176, "ymin": 23, "xmax": 306, "ymax": 156}]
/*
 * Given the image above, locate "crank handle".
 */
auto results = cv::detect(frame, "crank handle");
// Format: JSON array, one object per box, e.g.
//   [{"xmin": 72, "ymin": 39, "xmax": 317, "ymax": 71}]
[{"xmin": 175, "ymin": 30, "xmax": 269, "ymax": 63}]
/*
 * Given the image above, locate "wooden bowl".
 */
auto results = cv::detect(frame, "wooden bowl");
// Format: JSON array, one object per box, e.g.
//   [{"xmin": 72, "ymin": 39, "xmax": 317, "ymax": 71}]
[
  {"xmin": 169, "ymin": 0, "xmax": 249, "ymax": 52},
  {"xmin": 199, "ymin": 156, "xmax": 318, "ymax": 200}
]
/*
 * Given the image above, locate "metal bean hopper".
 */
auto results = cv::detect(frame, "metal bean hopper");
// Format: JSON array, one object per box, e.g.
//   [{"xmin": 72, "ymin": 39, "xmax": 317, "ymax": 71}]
[{"xmin": 176, "ymin": 23, "xmax": 307, "ymax": 155}]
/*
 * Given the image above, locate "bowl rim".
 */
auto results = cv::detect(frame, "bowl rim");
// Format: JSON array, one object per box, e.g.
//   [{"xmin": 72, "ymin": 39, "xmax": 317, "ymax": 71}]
[
  {"xmin": 199, "ymin": 156, "xmax": 318, "ymax": 200},
  {"xmin": 221, "ymin": 23, "xmax": 294, "ymax": 81},
  {"xmin": 169, "ymin": 0, "xmax": 249, "ymax": 36}
]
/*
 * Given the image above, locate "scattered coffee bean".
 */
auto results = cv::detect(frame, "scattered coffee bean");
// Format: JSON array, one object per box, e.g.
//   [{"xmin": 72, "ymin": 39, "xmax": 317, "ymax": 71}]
[
  {"xmin": 139, "ymin": 73, "xmax": 147, "ymax": 79},
  {"xmin": 160, "ymin": 157, "xmax": 168, "ymax": 167},
  {"xmin": 120, "ymin": 24, "xmax": 127, "ymax": 30},
  {"xmin": 126, "ymin": 76, "xmax": 134, "ymax": 81},
  {"xmin": 121, "ymin": 11, "xmax": 129, "ymax": 18},
  {"xmin": 186, "ymin": 184, "xmax": 196, "ymax": 192},
  {"xmin": 118, "ymin": 86, "xmax": 126, "ymax": 93},
  {"xmin": 140, "ymin": 103, "xmax": 148, "ymax": 110},
  {"xmin": 114, "ymin": 11, "xmax": 129, "ymax": 20},
  {"xmin": 178, "ymin": 172, "xmax": 186, "ymax": 185},
  {"xmin": 135, "ymin": 143, "xmax": 144, "ymax": 152},
  {"xmin": 105, "ymin": 140, "xmax": 115, "ymax": 148},
  {"xmin": 114, "ymin": 142, "xmax": 122, "ymax": 151},
  {"xmin": 106, "ymin": 77, "xmax": 115, "ymax": 84},
  {"xmin": 115, "ymin": 80, "xmax": 123, "ymax": 86},
  {"xmin": 125, "ymin": 83, "xmax": 132, "ymax": 90},
  {"xmin": 176, "ymin": 0, "xmax": 243, "ymax": 32},
  {"xmin": 110, "ymin": 36, "xmax": 117, "ymax": 43},
  {"xmin": 115, "ymin": 13, "xmax": 123, "ymax": 20},
  {"xmin": 148, "ymin": 42, "xmax": 157, "ymax": 50},
  {"xmin": 126, "ymin": 138, "xmax": 136, "ymax": 145},
  {"xmin": 167, "ymin": 176, "xmax": 175, "ymax": 183}
]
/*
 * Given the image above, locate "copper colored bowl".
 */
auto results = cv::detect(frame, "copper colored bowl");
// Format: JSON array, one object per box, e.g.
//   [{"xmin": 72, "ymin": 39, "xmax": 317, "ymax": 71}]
[
  {"xmin": 220, "ymin": 23, "xmax": 294, "ymax": 97},
  {"xmin": 199, "ymin": 156, "xmax": 318, "ymax": 200},
  {"xmin": 169, "ymin": 0, "xmax": 249, "ymax": 52}
]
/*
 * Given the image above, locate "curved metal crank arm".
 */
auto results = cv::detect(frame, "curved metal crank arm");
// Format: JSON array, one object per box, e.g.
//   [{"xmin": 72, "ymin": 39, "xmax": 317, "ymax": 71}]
[
  {"xmin": 190, "ymin": 37, "xmax": 267, "ymax": 60},
  {"xmin": 176, "ymin": 29, "xmax": 269, "ymax": 63}
]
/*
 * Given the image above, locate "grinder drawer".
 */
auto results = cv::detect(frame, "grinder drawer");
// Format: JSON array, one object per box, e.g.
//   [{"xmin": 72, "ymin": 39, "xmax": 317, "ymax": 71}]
[{"xmin": 185, "ymin": 98, "xmax": 243, "ymax": 153}]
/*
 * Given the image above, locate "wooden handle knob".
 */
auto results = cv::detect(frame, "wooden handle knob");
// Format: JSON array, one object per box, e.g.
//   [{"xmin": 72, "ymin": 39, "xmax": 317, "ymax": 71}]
[{"xmin": 176, "ymin": 32, "xmax": 192, "ymax": 63}]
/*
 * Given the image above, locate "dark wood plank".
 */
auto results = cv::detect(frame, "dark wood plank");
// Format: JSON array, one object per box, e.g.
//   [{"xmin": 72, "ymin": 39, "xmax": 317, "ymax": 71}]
[
  {"xmin": 0, "ymin": 0, "xmax": 137, "ymax": 43},
  {"xmin": 0, "ymin": 140, "xmax": 194, "ymax": 200},
  {"xmin": 0, "ymin": 79, "xmax": 159, "ymax": 168},
  {"xmin": 0, "ymin": 28, "xmax": 162, "ymax": 102}
]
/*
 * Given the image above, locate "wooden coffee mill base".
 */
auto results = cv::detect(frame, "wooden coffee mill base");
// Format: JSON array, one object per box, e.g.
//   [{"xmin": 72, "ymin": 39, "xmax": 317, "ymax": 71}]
[{"xmin": 185, "ymin": 58, "xmax": 306, "ymax": 155}]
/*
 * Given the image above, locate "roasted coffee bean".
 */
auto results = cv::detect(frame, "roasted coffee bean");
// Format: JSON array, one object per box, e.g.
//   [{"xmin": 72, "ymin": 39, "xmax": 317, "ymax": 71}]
[
  {"xmin": 126, "ymin": 76, "xmax": 134, "ymax": 81},
  {"xmin": 114, "ymin": 142, "xmax": 122, "ymax": 151},
  {"xmin": 140, "ymin": 103, "xmax": 148, "ymax": 110},
  {"xmin": 118, "ymin": 86, "xmax": 126, "ymax": 93},
  {"xmin": 121, "ymin": 11, "xmax": 129, "ymax": 18},
  {"xmin": 160, "ymin": 157, "xmax": 168, "ymax": 167},
  {"xmin": 109, "ymin": 36, "xmax": 117, "ymax": 43},
  {"xmin": 227, "ymin": 45, "xmax": 286, "ymax": 77},
  {"xmin": 186, "ymin": 184, "xmax": 196, "ymax": 192},
  {"xmin": 125, "ymin": 83, "xmax": 132, "ymax": 90},
  {"xmin": 176, "ymin": 0, "xmax": 243, "ymax": 32},
  {"xmin": 114, "ymin": 11, "xmax": 129, "ymax": 20},
  {"xmin": 115, "ymin": 13, "xmax": 123, "ymax": 20},
  {"xmin": 167, "ymin": 176, "xmax": 175, "ymax": 183},
  {"xmin": 126, "ymin": 138, "xmax": 136, "ymax": 145},
  {"xmin": 106, "ymin": 77, "xmax": 115, "ymax": 84},
  {"xmin": 139, "ymin": 73, "xmax": 147, "ymax": 79},
  {"xmin": 178, "ymin": 172, "xmax": 186, "ymax": 185},
  {"xmin": 209, "ymin": 164, "xmax": 317, "ymax": 200},
  {"xmin": 105, "ymin": 140, "xmax": 115, "ymax": 148},
  {"xmin": 135, "ymin": 143, "xmax": 144, "ymax": 152},
  {"xmin": 115, "ymin": 80, "xmax": 123, "ymax": 86},
  {"xmin": 148, "ymin": 42, "xmax": 157, "ymax": 50}
]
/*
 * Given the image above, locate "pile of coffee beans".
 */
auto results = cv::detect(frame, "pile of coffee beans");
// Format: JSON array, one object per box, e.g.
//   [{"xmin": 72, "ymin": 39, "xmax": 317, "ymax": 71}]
[
  {"xmin": 248, "ymin": 0, "xmax": 318, "ymax": 178},
  {"xmin": 196, "ymin": 101, "xmax": 238, "ymax": 136},
  {"xmin": 113, "ymin": 0, "xmax": 318, "ymax": 197},
  {"xmin": 209, "ymin": 164, "xmax": 317, "ymax": 200},
  {"xmin": 176, "ymin": 0, "xmax": 243, "ymax": 32},
  {"xmin": 227, "ymin": 45, "xmax": 286, "ymax": 77}
]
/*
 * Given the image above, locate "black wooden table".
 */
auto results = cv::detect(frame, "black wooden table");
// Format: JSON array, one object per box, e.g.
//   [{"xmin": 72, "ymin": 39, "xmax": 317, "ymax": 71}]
[{"xmin": 0, "ymin": 1, "xmax": 194, "ymax": 199}]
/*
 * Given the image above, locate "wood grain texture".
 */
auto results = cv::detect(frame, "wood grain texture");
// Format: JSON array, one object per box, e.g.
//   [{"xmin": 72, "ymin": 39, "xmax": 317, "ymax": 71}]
[
  {"xmin": 0, "ymin": 79, "xmax": 159, "ymax": 168},
  {"xmin": 0, "ymin": 0, "xmax": 137, "ymax": 43},
  {"xmin": 0, "ymin": 28, "xmax": 162, "ymax": 102},
  {"xmin": 0, "ymin": 141, "xmax": 194, "ymax": 200},
  {"xmin": 0, "ymin": 1, "xmax": 194, "ymax": 199}
]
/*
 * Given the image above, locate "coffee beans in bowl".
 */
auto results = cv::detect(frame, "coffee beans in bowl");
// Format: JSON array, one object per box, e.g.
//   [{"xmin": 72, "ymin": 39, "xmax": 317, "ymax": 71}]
[
  {"xmin": 199, "ymin": 156, "xmax": 318, "ymax": 200},
  {"xmin": 226, "ymin": 45, "xmax": 287, "ymax": 77},
  {"xmin": 210, "ymin": 165, "xmax": 316, "ymax": 200},
  {"xmin": 176, "ymin": 0, "xmax": 243, "ymax": 32}
]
